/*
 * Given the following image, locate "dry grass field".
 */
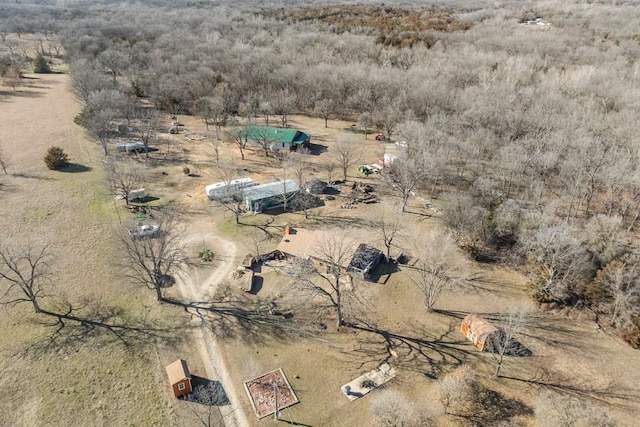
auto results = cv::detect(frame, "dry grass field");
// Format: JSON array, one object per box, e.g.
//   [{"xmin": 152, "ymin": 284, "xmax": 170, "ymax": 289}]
[{"xmin": 1, "ymin": 72, "xmax": 640, "ymax": 427}]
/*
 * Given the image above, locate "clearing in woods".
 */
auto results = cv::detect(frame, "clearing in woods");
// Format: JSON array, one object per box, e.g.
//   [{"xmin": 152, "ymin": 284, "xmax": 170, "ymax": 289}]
[{"xmin": 1, "ymin": 73, "xmax": 639, "ymax": 426}]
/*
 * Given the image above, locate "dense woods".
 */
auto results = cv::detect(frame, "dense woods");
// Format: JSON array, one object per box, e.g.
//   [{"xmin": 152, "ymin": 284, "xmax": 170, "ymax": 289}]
[
  {"xmin": 3, "ymin": 1, "xmax": 640, "ymax": 424},
  {"xmin": 2, "ymin": 0, "xmax": 640, "ymax": 347}
]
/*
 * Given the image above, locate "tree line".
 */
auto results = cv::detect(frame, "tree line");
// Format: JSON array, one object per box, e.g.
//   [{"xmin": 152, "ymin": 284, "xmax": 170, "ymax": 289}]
[{"xmin": 47, "ymin": 0, "xmax": 640, "ymax": 347}]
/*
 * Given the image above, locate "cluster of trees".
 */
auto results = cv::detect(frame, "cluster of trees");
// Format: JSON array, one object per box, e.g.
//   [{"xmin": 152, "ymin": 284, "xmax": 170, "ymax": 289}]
[
  {"xmin": 3, "ymin": 0, "xmax": 640, "ymax": 345},
  {"xmin": 52, "ymin": 0, "xmax": 640, "ymax": 345}
]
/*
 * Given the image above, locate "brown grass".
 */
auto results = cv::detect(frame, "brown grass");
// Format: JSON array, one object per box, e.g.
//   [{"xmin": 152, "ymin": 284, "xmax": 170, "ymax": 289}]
[{"xmin": 263, "ymin": 5, "xmax": 472, "ymax": 49}]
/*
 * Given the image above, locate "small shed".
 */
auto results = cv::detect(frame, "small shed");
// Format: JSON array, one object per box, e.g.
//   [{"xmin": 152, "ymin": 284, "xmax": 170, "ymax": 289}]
[
  {"xmin": 461, "ymin": 314, "xmax": 500, "ymax": 351},
  {"xmin": 165, "ymin": 359, "xmax": 192, "ymax": 398},
  {"xmin": 347, "ymin": 244, "xmax": 383, "ymax": 281}
]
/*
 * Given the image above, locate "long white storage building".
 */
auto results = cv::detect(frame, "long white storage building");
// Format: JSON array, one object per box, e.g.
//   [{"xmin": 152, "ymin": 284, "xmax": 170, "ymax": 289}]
[{"xmin": 205, "ymin": 177, "xmax": 256, "ymax": 200}]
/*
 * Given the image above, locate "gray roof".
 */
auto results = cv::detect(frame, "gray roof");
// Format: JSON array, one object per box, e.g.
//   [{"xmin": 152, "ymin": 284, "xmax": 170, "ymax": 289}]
[{"xmin": 243, "ymin": 180, "xmax": 300, "ymax": 201}]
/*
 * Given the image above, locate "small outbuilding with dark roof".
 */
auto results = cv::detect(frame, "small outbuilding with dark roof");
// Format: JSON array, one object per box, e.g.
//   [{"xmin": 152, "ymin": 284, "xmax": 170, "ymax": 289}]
[{"xmin": 165, "ymin": 359, "xmax": 192, "ymax": 398}]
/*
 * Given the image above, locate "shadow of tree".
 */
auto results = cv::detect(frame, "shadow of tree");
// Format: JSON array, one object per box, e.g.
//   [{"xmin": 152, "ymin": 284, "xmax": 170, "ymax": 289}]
[
  {"xmin": 187, "ymin": 376, "xmax": 230, "ymax": 406},
  {"xmin": 21, "ymin": 301, "xmax": 184, "ymax": 355},
  {"xmin": 501, "ymin": 367, "xmax": 640, "ymax": 411},
  {"xmin": 345, "ymin": 320, "xmax": 479, "ymax": 378},
  {"xmin": 59, "ymin": 163, "xmax": 92, "ymax": 173},
  {"xmin": 163, "ymin": 293, "xmax": 307, "ymax": 345},
  {"xmin": 452, "ymin": 388, "xmax": 533, "ymax": 426}
]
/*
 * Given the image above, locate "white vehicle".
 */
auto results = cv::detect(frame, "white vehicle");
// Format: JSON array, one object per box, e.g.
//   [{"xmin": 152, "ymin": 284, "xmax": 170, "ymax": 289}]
[
  {"xmin": 205, "ymin": 177, "xmax": 257, "ymax": 200},
  {"xmin": 129, "ymin": 224, "xmax": 160, "ymax": 239}
]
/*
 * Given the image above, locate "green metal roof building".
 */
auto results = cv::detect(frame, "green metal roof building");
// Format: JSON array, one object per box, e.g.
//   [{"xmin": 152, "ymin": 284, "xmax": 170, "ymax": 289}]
[{"xmin": 240, "ymin": 126, "xmax": 311, "ymax": 152}]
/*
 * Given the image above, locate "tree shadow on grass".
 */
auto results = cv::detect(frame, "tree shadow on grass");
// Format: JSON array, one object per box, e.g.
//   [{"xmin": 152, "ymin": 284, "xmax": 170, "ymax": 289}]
[
  {"xmin": 186, "ymin": 377, "xmax": 230, "ymax": 406},
  {"xmin": 20, "ymin": 301, "xmax": 185, "ymax": 356},
  {"xmin": 59, "ymin": 163, "xmax": 92, "ymax": 173},
  {"xmin": 162, "ymin": 292, "xmax": 306, "ymax": 346},
  {"xmin": 345, "ymin": 320, "xmax": 480, "ymax": 379},
  {"xmin": 452, "ymin": 388, "xmax": 533, "ymax": 427}
]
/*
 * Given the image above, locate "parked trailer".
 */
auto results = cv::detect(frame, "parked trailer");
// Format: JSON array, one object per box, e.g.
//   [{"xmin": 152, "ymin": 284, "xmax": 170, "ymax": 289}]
[{"xmin": 205, "ymin": 178, "xmax": 257, "ymax": 200}]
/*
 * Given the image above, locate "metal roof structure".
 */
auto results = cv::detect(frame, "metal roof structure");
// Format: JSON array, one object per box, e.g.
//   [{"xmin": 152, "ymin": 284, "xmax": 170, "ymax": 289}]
[
  {"xmin": 243, "ymin": 180, "xmax": 300, "ymax": 201},
  {"xmin": 240, "ymin": 126, "xmax": 309, "ymax": 145}
]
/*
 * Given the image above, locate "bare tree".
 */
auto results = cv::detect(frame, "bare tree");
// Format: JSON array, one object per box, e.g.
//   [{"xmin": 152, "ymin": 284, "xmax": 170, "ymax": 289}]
[
  {"xmin": 0, "ymin": 241, "xmax": 52, "ymax": 314},
  {"xmin": 0, "ymin": 143, "xmax": 8, "ymax": 174},
  {"xmin": 370, "ymin": 390, "xmax": 432, "ymax": 427},
  {"xmin": 408, "ymin": 231, "xmax": 466, "ymax": 312},
  {"xmin": 289, "ymin": 232, "xmax": 357, "ymax": 328},
  {"xmin": 438, "ymin": 365, "xmax": 477, "ymax": 416},
  {"xmin": 535, "ymin": 390, "xmax": 616, "ymax": 427},
  {"xmin": 185, "ymin": 382, "xmax": 226, "ymax": 427},
  {"xmin": 118, "ymin": 212, "xmax": 186, "ymax": 302},
  {"xmin": 133, "ymin": 106, "xmax": 158, "ymax": 158},
  {"xmin": 314, "ymin": 98, "xmax": 334, "ymax": 128},
  {"xmin": 248, "ymin": 125, "xmax": 274, "ymax": 158},
  {"xmin": 382, "ymin": 153, "xmax": 426, "ymax": 213},
  {"xmin": 519, "ymin": 217, "xmax": 593, "ymax": 304},
  {"xmin": 373, "ymin": 207, "xmax": 403, "ymax": 261},
  {"xmin": 332, "ymin": 137, "xmax": 360, "ymax": 182},
  {"xmin": 357, "ymin": 112, "xmax": 373, "ymax": 139},
  {"xmin": 271, "ymin": 89, "xmax": 296, "ymax": 128},
  {"xmin": 105, "ymin": 158, "xmax": 147, "ymax": 206},
  {"xmin": 590, "ymin": 259, "xmax": 640, "ymax": 330},
  {"xmin": 322, "ymin": 157, "xmax": 337, "ymax": 186},
  {"xmin": 493, "ymin": 306, "xmax": 530, "ymax": 378},
  {"xmin": 208, "ymin": 165, "xmax": 245, "ymax": 224},
  {"xmin": 3, "ymin": 64, "xmax": 22, "ymax": 92},
  {"xmin": 82, "ymin": 89, "xmax": 125, "ymax": 156},
  {"xmin": 225, "ymin": 119, "xmax": 247, "ymax": 160}
]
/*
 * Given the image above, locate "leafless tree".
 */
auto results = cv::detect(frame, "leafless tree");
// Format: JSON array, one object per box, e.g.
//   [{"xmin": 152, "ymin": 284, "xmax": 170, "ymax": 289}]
[
  {"xmin": 535, "ymin": 390, "xmax": 616, "ymax": 427},
  {"xmin": 272, "ymin": 89, "xmax": 296, "ymax": 128},
  {"xmin": 133, "ymin": 106, "xmax": 158, "ymax": 158},
  {"xmin": 322, "ymin": 157, "xmax": 337, "ymax": 186},
  {"xmin": 373, "ymin": 207, "xmax": 403, "ymax": 261},
  {"xmin": 249, "ymin": 125, "xmax": 274, "ymax": 158},
  {"xmin": 370, "ymin": 390, "xmax": 432, "ymax": 427},
  {"xmin": 3, "ymin": 64, "xmax": 22, "ymax": 91},
  {"xmin": 408, "ymin": 231, "xmax": 466, "ymax": 312},
  {"xmin": 208, "ymin": 165, "xmax": 245, "ymax": 224},
  {"xmin": 209, "ymin": 138, "xmax": 222, "ymax": 167},
  {"xmin": 590, "ymin": 259, "xmax": 640, "ymax": 330},
  {"xmin": 493, "ymin": 305, "xmax": 530, "ymax": 378},
  {"xmin": 105, "ymin": 157, "xmax": 147, "ymax": 206},
  {"xmin": 118, "ymin": 212, "xmax": 186, "ymax": 302},
  {"xmin": 0, "ymin": 143, "xmax": 8, "ymax": 174},
  {"xmin": 288, "ymin": 232, "xmax": 357, "ymax": 328},
  {"xmin": 314, "ymin": 98, "xmax": 334, "ymax": 128},
  {"xmin": 185, "ymin": 382, "xmax": 226, "ymax": 427},
  {"xmin": 0, "ymin": 241, "xmax": 52, "ymax": 314},
  {"xmin": 357, "ymin": 112, "xmax": 373, "ymax": 139},
  {"xmin": 519, "ymin": 216, "xmax": 593, "ymax": 304},
  {"xmin": 382, "ymin": 153, "xmax": 427, "ymax": 213},
  {"xmin": 438, "ymin": 365, "xmax": 477, "ymax": 416},
  {"xmin": 332, "ymin": 137, "xmax": 360, "ymax": 182},
  {"xmin": 225, "ymin": 119, "xmax": 247, "ymax": 160},
  {"xmin": 82, "ymin": 89, "xmax": 125, "ymax": 156}
]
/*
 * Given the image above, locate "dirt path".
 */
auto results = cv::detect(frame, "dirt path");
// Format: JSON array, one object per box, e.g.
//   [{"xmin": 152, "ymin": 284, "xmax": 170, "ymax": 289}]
[{"xmin": 174, "ymin": 223, "xmax": 251, "ymax": 427}]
